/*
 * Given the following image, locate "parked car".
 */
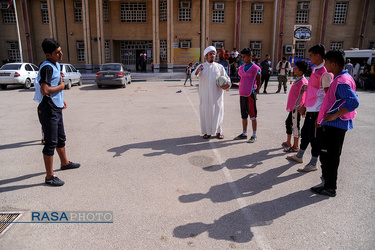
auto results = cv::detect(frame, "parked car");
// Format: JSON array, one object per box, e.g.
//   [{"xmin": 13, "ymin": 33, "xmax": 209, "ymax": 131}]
[
  {"xmin": 0, "ymin": 62, "xmax": 39, "ymax": 90},
  {"xmin": 95, "ymin": 63, "xmax": 131, "ymax": 88},
  {"xmin": 60, "ymin": 63, "xmax": 82, "ymax": 89}
]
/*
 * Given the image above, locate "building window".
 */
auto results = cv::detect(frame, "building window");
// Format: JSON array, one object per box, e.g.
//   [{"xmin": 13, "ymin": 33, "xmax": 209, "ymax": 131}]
[
  {"xmin": 105, "ymin": 40, "xmax": 110, "ymax": 61},
  {"xmin": 179, "ymin": 0, "xmax": 191, "ymax": 22},
  {"xmin": 295, "ymin": 41, "xmax": 306, "ymax": 58},
  {"xmin": 333, "ymin": 2, "xmax": 347, "ymax": 24},
  {"xmin": 121, "ymin": 2, "xmax": 147, "ymax": 22},
  {"xmin": 160, "ymin": 1, "xmax": 167, "ymax": 22},
  {"xmin": 103, "ymin": 0, "xmax": 109, "ymax": 22},
  {"xmin": 120, "ymin": 40, "xmax": 153, "ymax": 65},
  {"xmin": 179, "ymin": 40, "xmax": 191, "ymax": 48},
  {"xmin": 250, "ymin": 41, "xmax": 262, "ymax": 58},
  {"xmin": 212, "ymin": 2, "xmax": 224, "ymax": 23},
  {"xmin": 6, "ymin": 42, "xmax": 20, "ymax": 61},
  {"xmin": 369, "ymin": 41, "xmax": 375, "ymax": 49},
  {"xmin": 160, "ymin": 40, "xmax": 167, "ymax": 61},
  {"xmin": 76, "ymin": 41, "xmax": 85, "ymax": 62},
  {"xmin": 74, "ymin": 0, "xmax": 82, "ymax": 23},
  {"xmin": 251, "ymin": 3, "xmax": 263, "ymax": 24},
  {"xmin": 2, "ymin": 7, "xmax": 16, "ymax": 24},
  {"xmin": 296, "ymin": 2, "xmax": 310, "ymax": 24},
  {"xmin": 40, "ymin": 2, "xmax": 49, "ymax": 24},
  {"xmin": 212, "ymin": 41, "xmax": 224, "ymax": 50},
  {"xmin": 330, "ymin": 42, "xmax": 343, "ymax": 50}
]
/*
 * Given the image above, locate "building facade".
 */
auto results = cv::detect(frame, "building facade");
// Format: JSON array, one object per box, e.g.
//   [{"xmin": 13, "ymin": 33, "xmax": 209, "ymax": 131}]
[{"xmin": 1, "ymin": 0, "xmax": 374, "ymax": 72}]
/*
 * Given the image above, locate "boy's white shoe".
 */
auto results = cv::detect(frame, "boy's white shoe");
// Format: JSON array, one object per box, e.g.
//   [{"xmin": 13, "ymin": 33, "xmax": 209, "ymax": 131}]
[
  {"xmin": 287, "ymin": 154, "xmax": 303, "ymax": 163},
  {"xmin": 298, "ymin": 163, "xmax": 318, "ymax": 172},
  {"xmin": 248, "ymin": 135, "xmax": 257, "ymax": 143}
]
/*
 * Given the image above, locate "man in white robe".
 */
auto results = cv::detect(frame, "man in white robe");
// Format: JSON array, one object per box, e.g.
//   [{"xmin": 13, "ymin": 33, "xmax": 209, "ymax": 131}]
[{"xmin": 192, "ymin": 46, "xmax": 231, "ymax": 139}]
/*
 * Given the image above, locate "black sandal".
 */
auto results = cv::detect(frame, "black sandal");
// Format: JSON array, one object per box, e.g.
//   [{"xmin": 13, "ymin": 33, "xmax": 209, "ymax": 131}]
[
  {"xmin": 203, "ymin": 134, "xmax": 211, "ymax": 139},
  {"xmin": 216, "ymin": 133, "xmax": 224, "ymax": 139}
]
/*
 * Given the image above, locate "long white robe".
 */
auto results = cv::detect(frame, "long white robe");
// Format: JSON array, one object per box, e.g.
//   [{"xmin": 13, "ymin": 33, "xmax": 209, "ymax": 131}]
[{"xmin": 192, "ymin": 62, "xmax": 231, "ymax": 135}]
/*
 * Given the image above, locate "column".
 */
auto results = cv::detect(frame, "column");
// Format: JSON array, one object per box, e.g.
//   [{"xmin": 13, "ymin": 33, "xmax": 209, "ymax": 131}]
[
  {"xmin": 152, "ymin": 0, "xmax": 160, "ymax": 73},
  {"xmin": 47, "ymin": 0, "xmax": 58, "ymax": 39},
  {"xmin": 167, "ymin": 0, "xmax": 174, "ymax": 72},
  {"xmin": 234, "ymin": 0, "xmax": 242, "ymax": 50},
  {"xmin": 200, "ymin": 0, "xmax": 209, "ymax": 62},
  {"xmin": 82, "ymin": 0, "xmax": 92, "ymax": 71},
  {"xmin": 96, "ymin": 0, "xmax": 105, "ymax": 65}
]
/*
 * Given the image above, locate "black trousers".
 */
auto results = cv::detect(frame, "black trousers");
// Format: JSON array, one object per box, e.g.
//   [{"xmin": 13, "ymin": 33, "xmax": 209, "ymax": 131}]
[
  {"xmin": 300, "ymin": 112, "xmax": 321, "ymax": 157},
  {"xmin": 261, "ymin": 74, "xmax": 270, "ymax": 91},
  {"xmin": 320, "ymin": 125, "xmax": 346, "ymax": 190}
]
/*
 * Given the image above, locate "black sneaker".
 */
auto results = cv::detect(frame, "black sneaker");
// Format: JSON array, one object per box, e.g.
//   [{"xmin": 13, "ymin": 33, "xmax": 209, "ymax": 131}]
[
  {"xmin": 234, "ymin": 133, "xmax": 247, "ymax": 140},
  {"xmin": 61, "ymin": 161, "xmax": 81, "ymax": 170},
  {"xmin": 311, "ymin": 186, "xmax": 336, "ymax": 197},
  {"xmin": 45, "ymin": 175, "xmax": 65, "ymax": 186}
]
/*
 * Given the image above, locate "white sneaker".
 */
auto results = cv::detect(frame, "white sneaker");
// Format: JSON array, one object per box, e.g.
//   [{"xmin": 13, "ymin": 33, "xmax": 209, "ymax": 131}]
[
  {"xmin": 248, "ymin": 135, "xmax": 257, "ymax": 143},
  {"xmin": 286, "ymin": 154, "xmax": 303, "ymax": 163},
  {"xmin": 298, "ymin": 163, "xmax": 318, "ymax": 172}
]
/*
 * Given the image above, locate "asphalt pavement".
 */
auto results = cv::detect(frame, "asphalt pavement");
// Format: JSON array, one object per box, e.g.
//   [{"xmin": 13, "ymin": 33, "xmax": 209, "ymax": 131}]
[{"xmin": 0, "ymin": 75, "xmax": 374, "ymax": 249}]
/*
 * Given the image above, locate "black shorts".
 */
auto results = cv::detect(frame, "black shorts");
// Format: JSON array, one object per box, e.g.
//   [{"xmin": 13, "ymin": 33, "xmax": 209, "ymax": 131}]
[
  {"xmin": 240, "ymin": 93, "xmax": 257, "ymax": 120},
  {"xmin": 38, "ymin": 96, "xmax": 66, "ymax": 156}
]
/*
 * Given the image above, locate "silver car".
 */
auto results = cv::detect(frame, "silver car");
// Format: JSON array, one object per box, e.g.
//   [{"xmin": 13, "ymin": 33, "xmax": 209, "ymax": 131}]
[
  {"xmin": 60, "ymin": 63, "xmax": 82, "ymax": 89},
  {"xmin": 0, "ymin": 63, "xmax": 39, "ymax": 90},
  {"xmin": 95, "ymin": 63, "xmax": 131, "ymax": 88}
]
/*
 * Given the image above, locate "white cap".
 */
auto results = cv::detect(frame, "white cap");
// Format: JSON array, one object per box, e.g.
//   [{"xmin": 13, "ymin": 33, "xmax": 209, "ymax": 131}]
[{"xmin": 204, "ymin": 46, "xmax": 216, "ymax": 56}]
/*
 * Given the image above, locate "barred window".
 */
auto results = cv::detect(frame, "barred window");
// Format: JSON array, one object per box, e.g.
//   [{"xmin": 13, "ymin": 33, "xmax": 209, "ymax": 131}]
[
  {"xmin": 121, "ymin": 2, "xmax": 147, "ymax": 22},
  {"xmin": 333, "ymin": 2, "xmax": 347, "ymax": 24},
  {"xmin": 251, "ymin": 3, "xmax": 263, "ymax": 24},
  {"xmin": 160, "ymin": 40, "xmax": 167, "ymax": 61},
  {"xmin": 212, "ymin": 2, "xmax": 224, "ymax": 23},
  {"xmin": 6, "ymin": 42, "xmax": 21, "ymax": 61},
  {"xmin": 250, "ymin": 41, "xmax": 262, "ymax": 59},
  {"xmin": 369, "ymin": 41, "xmax": 375, "ymax": 49},
  {"xmin": 295, "ymin": 41, "xmax": 306, "ymax": 58},
  {"xmin": 74, "ymin": 0, "xmax": 82, "ymax": 23},
  {"xmin": 160, "ymin": 1, "xmax": 167, "ymax": 22},
  {"xmin": 76, "ymin": 41, "xmax": 85, "ymax": 62},
  {"xmin": 41, "ymin": 2, "xmax": 49, "ymax": 24},
  {"xmin": 179, "ymin": 0, "xmax": 191, "ymax": 22},
  {"xmin": 2, "ymin": 8, "xmax": 16, "ymax": 24},
  {"xmin": 105, "ymin": 40, "xmax": 110, "ymax": 61},
  {"xmin": 103, "ymin": 0, "xmax": 109, "ymax": 22},
  {"xmin": 330, "ymin": 42, "xmax": 343, "ymax": 50},
  {"xmin": 296, "ymin": 2, "xmax": 309, "ymax": 24}
]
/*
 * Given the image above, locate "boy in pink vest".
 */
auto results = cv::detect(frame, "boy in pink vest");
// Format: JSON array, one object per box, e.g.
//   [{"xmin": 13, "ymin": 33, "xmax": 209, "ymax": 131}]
[
  {"xmin": 287, "ymin": 44, "xmax": 333, "ymax": 172},
  {"xmin": 233, "ymin": 48, "xmax": 261, "ymax": 143},
  {"xmin": 311, "ymin": 50, "xmax": 359, "ymax": 197},
  {"xmin": 283, "ymin": 60, "xmax": 309, "ymax": 152}
]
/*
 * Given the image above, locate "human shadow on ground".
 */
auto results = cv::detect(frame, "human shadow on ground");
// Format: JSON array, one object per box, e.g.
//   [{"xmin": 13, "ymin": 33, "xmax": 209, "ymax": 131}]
[
  {"xmin": 203, "ymin": 147, "xmax": 286, "ymax": 172},
  {"xmin": 0, "ymin": 171, "xmax": 48, "ymax": 193},
  {"xmin": 0, "ymin": 140, "xmax": 41, "ymax": 151},
  {"xmin": 107, "ymin": 136, "xmax": 239, "ymax": 158},
  {"xmin": 173, "ymin": 190, "xmax": 328, "ymax": 243},
  {"xmin": 179, "ymin": 161, "xmax": 299, "ymax": 204}
]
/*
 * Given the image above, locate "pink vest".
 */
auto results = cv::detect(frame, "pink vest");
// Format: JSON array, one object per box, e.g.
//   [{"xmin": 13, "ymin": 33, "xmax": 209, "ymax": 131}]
[
  {"xmin": 286, "ymin": 77, "xmax": 308, "ymax": 112},
  {"xmin": 317, "ymin": 72, "xmax": 357, "ymax": 124},
  {"xmin": 305, "ymin": 66, "xmax": 327, "ymax": 107},
  {"xmin": 238, "ymin": 64, "xmax": 260, "ymax": 96}
]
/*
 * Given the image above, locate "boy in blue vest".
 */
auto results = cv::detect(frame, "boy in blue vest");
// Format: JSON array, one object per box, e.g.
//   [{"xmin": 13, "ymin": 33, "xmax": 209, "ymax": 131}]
[
  {"xmin": 34, "ymin": 38, "xmax": 80, "ymax": 186},
  {"xmin": 311, "ymin": 50, "xmax": 359, "ymax": 197}
]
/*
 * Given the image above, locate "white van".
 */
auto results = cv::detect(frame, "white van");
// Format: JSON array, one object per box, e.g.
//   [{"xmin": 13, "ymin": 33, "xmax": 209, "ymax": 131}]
[{"xmin": 344, "ymin": 49, "xmax": 375, "ymax": 65}]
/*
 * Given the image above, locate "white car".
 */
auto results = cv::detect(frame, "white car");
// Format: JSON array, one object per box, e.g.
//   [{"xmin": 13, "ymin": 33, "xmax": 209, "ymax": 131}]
[
  {"xmin": 60, "ymin": 63, "xmax": 82, "ymax": 89},
  {"xmin": 0, "ymin": 63, "xmax": 39, "ymax": 90}
]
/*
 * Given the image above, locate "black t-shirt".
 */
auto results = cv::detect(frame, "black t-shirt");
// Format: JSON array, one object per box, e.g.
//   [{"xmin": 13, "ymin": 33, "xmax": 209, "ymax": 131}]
[
  {"xmin": 260, "ymin": 60, "xmax": 271, "ymax": 75},
  {"xmin": 39, "ymin": 65, "xmax": 54, "ymax": 86},
  {"xmin": 38, "ymin": 65, "xmax": 60, "ymax": 110},
  {"xmin": 228, "ymin": 57, "xmax": 236, "ymax": 65}
]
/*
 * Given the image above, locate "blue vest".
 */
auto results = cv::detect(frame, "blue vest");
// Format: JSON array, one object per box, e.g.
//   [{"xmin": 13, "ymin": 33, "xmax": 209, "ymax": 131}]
[{"xmin": 33, "ymin": 61, "xmax": 64, "ymax": 108}]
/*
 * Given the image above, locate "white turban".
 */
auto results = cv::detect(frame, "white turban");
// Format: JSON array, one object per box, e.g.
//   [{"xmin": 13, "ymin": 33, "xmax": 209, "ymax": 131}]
[{"xmin": 204, "ymin": 46, "xmax": 216, "ymax": 56}]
